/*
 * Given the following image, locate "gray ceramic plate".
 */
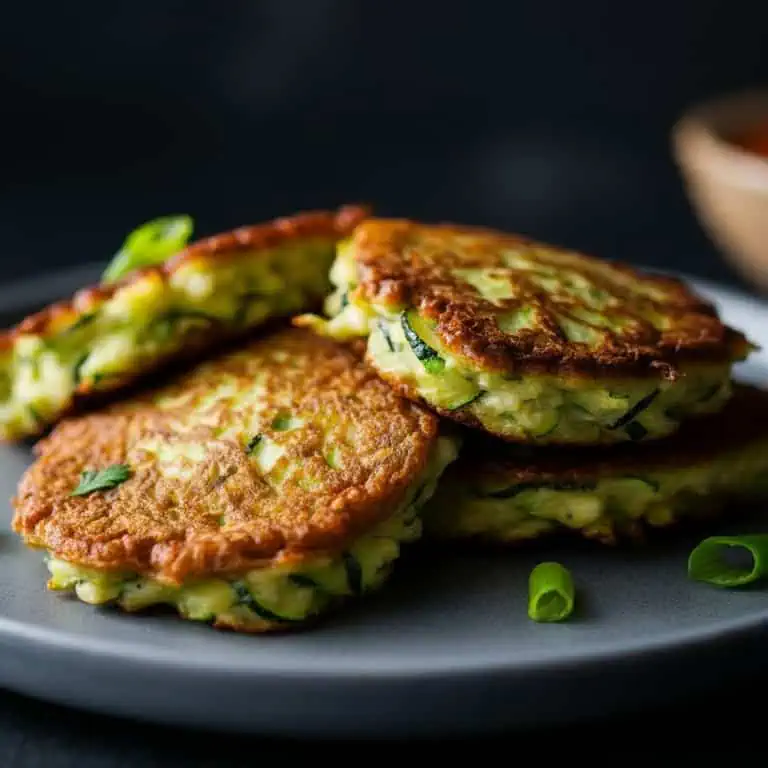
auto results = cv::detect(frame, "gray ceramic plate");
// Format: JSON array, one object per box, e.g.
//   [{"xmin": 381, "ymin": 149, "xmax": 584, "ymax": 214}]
[{"xmin": 0, "ymin": 265, "xmax": 767, "ymax": 739}]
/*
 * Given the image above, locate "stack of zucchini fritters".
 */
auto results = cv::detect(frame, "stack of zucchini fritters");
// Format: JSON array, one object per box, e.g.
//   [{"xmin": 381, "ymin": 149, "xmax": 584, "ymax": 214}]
[{"xmin": 7, "ymin": 206, "xmax": 768, "ymax": 632}]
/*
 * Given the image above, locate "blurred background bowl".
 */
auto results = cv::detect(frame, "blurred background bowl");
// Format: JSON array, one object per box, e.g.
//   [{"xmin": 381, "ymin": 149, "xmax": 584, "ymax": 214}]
[{"xmin": 673, "ymin": 88, "xmax": 768, "ymax": 293}]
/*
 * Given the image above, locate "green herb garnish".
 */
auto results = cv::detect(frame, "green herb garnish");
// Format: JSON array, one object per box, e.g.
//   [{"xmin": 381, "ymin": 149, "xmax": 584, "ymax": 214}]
[
  {"xmin": 528, "ymin": 562, "xmax": 575, "ymax": 622},
  {"xmin": 71, "ymin": 464, "xmax": 132, "ymax": 496},
  {"xmin": 245, "ymin": 434, "xmax": 262, "ymax": 455},
  {"xmin": 102, "ymin": 214, "xmax": 193, "ymax": 284},
  {"xmin": 688, "ymin": 535, "xmax": 768, "ymax": 587}
]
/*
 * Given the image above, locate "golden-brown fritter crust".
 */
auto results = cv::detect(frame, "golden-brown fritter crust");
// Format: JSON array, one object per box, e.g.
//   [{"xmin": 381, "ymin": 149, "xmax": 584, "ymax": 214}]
[
  {"xmin": 12, "ymin": 327, "xmax": 438, "ymax": 584},
  {"xmin": 348, "ymin": 218, "xmax": 751, "ymax": 379},
  {"xmin": 452, "ymin": 382, "xmax": 768, "ymax": 487},
  {"xmin": 2, "ymin": 205, "xmax": 368, "ymax": 348}
]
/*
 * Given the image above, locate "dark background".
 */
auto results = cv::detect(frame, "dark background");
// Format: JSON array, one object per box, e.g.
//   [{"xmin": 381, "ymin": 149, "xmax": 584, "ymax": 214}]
[
  {"xmin": 2, "ymin": 1, "xmax": 768, "ymax": 288},
  {"xmin": 1, "ymin": 1, "xmax": 768, "ymax": 761}
]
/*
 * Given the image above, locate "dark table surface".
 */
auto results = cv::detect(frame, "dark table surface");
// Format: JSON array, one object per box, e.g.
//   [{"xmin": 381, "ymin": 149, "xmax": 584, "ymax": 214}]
[
  {"xmin": 1, "ymin": 151, "xmax": 767, "ymax": 763},
  {"xmin": 0, "ymin": 674, "xmax": 765, "ymax": 764}
]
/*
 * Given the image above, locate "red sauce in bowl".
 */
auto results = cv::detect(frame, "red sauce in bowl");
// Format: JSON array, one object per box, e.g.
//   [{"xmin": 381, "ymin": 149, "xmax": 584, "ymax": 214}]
[{"xmin": 732, "ymin": 122, "xmax": 768, "ymax": 158}]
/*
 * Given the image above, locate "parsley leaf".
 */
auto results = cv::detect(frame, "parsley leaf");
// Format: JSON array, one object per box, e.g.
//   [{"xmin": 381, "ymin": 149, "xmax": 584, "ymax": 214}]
[
  {"xmin": 245, "ymin": 434, "xmax": 262, "ymax": 455},
  {"xmin": 71, "ymin": 464, "xmax": 132, "ymax": 496}
]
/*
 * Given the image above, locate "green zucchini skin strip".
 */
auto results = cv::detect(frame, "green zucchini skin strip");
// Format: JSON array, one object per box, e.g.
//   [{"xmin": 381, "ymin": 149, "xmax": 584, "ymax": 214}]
[
  {"xmin": 400, "ymin": 311, "xmax": 445, "ymax": 373},
  {"xmin": 232, "ymin": 581, "xmax": 300, "ymax": 624},
  {"xmin": 687, "ymin": 535, "xmax": 768, "ymax": 587},
  {"xmin": 72, "ymin": 353, "xmax": 90, "ymax": 386},
  {"xmin": 609, "ymin": 388, "xmax": 660, "ymax": 431},
  {"xmin": 378, "ymin": 320, "xmax": 396, "ymax": 353},
  {"xmin": 288, "ymin": 573, "xmax": 318, "ymax": 589},
  {"xmin": 528, "ymin": 562, "xmax": 575, "ymax": 622},
  {"xmin": 245, "ymin": 434, "xmax": 263, "ymax": 455},
  {"xmin": 447, "ymin": 389, "xmax": 486, "ymax": 411},
  {"xmin": 343, "ymin": 553, "xmax": 363, "ymax": 596}
]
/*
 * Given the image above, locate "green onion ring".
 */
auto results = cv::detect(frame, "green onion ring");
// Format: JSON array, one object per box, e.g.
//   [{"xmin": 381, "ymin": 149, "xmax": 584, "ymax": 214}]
[
  {"xmin": 688, "ymin": 535, "xmax": 768, "ymax": 587},
  {"xmin": 528, "ymin": 562, "xmax": 575, "ymax": 622},
  {"xmin": 103, "ymin": 214, "xmax": 193, "ymax": 283}
]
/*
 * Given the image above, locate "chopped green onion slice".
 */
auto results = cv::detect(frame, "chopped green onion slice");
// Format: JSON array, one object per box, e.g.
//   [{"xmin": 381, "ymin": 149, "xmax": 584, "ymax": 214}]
[
  {"xmin": 688, "ymin": 535, "xmax": 768, "ymax": 587},
  {"xmin": 528, "ymin": 561, "xmax": 575, "ymax": 622},
  {"xmin": 102, "ymin": 214, "xmax": 194, "ymax": 283}
]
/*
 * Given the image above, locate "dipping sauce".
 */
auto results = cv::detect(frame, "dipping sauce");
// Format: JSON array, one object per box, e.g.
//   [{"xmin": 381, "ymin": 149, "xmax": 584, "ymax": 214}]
[{"xmin": 732, "ymin": 121, "xmax": 768, "ymax": 158}]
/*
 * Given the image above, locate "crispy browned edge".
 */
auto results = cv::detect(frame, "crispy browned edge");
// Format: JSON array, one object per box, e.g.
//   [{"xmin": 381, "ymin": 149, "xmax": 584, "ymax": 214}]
[
  {"xmin": 349, "ymin": 217, "xmax": 753, "ymax": 379},
  {"xmin": 12, "ymin": 327, "xmax": 440, "ymax": 584},
  {"xmin": 0, "ymin": 204, "xmax": 370, "ymax": 350},
  {"xmin": 450, "ymin": 381, "xmax": 768, "ymax": 483}
]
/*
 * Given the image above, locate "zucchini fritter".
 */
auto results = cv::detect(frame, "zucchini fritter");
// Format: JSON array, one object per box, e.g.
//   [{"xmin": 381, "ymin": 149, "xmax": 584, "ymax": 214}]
[
  {"xmin": 12, "ymin": 327, "xmax": 459, "ymax": 632},
  {"xmin": 0, "ymin": 205, "xmax": 369, "ymax": 442},
  {"xmin": 422, "ymin": 383, "xmax": 768, "ymax": 544},
  {"xmin": 298, "ymin": 218, "xmax": 752, "ymax": 445}
]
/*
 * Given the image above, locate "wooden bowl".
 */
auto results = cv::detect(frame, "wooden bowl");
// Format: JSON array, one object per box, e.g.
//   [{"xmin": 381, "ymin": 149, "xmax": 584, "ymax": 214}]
[{"xmin": 672, "ymin": 88, "xmax": 768, "ymax": 292}]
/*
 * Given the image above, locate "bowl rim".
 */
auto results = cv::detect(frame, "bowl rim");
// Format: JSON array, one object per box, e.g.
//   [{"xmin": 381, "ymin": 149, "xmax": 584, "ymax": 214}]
[{"xmin": 672, "ymin": 87, "xmax": 768, "ymax": 190}]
